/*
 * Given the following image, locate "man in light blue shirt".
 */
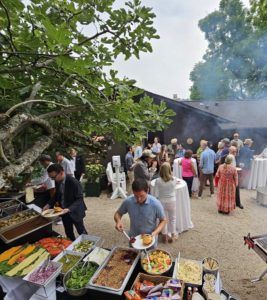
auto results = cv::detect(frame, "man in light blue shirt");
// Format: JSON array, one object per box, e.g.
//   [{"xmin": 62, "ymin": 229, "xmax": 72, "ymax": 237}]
[
  {"xmin": 114, "ymin": 179, "xmax": 166, "ymax": 243},
  {"xmin": 198, "ymin": 141, "xmax": 216, "ymax": 198}
]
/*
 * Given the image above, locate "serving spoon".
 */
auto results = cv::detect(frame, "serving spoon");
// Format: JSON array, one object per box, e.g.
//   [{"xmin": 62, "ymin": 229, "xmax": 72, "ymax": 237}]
[{"xmin": 144, "ymin": 249, "xmax": 152, "ymax": 271}]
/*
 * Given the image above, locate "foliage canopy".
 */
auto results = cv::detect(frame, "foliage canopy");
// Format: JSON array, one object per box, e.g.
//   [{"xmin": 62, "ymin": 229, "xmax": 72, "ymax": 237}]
[{"xmin": 0, "ymin": 0, "xmax": 174, "ymax": 144}]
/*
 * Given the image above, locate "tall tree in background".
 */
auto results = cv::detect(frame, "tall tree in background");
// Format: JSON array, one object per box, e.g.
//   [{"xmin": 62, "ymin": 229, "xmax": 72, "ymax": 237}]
[
  {"xmin": 0, "ymin": 0, "xmax": 175, "ymax": 188},
  {"xmin": 190, "ymin": 0, "xmax": 267, "ymax": 100}
]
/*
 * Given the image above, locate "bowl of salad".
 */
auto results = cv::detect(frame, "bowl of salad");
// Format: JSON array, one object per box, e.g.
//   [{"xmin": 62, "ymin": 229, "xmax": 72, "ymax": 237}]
[{"xmin": 63, "ymin": 261, "xmax": 98, "ymax": 296}]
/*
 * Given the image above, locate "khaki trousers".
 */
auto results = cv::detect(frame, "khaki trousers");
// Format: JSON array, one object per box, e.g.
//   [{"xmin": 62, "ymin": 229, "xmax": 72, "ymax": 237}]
[
  {"xmin": 198, "ymin": 173, "xmax": 214, "ymax": 197},
  {"xmin": 127, "ymin": 170, "xmax": 134, "ymax": 195}
]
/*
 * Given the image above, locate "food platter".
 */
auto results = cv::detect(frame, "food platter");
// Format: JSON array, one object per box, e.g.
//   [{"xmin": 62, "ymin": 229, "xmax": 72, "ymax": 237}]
[
  {"xmin": 41, "ymin": 208, "xmax": 65, "ymax": 220},
  {"xmin": 23, "ymin": 260, "xmax": 63, "ymax": 287},
  {"xmin": 173, "ymin": 257, "xmax": 203, "ymax": 286},
  {"xmin": 0, "ymin": 199, "xmax": 21, "ymax": 210},
  {"xmin": 64, "ymin": 261, "xmax": 99, "ymax": 296},
  {"xmin": 88, "ymin": 247, "xmax": 140, "ymax": 295},
  {"xmin": 140, "ymin": 249, "xmax": 172, "ymax": 275},
  {"xmin": 53, "ymin": 250, "xmax": 84, "ymax": 275},
  {"xmin": 0, "ymin": 215, "xmax": 53, "ymax": 244},
  {"xmin": 0, "ymin": 209, "xmax": 39, "ymax": 233},
  {"xmin": 2, "ymin": 202, "xmax": 28, "ymax": 217},
  {"xmin": 83, "ymin": 247, "xmax": 110, "ymax": 266},
  {"xmin": 131, "ymin": 234, "xmax": 155, "ymax": 250},
  {"xmin": 66, "ymin": 234, "xmax": 101, "ymax": 254},
  {"xmin": 202, "ymin": 257, "xmax": 219, "ymax": 275}
]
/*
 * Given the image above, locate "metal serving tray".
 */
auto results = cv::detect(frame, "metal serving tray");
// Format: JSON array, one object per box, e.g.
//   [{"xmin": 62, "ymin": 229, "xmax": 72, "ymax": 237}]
[
  {"xmin": 0, "ymin": 192, "xmax": 25, "ymax": 201},
  {"xmin": 0, "ymin": 215, "xmax": 53, "ymax": 244},
  {"xmin": 0, "ymin": 209, "xmax": 39, "ymax": 233},
  {"xmin": 0, "ymin": 210, "xmax": 8, "ymax": 219},
  {"xmin": 0, "ymin": 199, "xmax": 21, "ymax": 210},
  {"xmin": 172, "ymin": 257, "xmax": 203, "ymax": 286},
  {"xmin": 66, "ymin": 234, "xmax": 101, "ymax": 255},
  {"xmin": 88, "ymin": 247, "xmax": 140, "ymax": 295},
  {"xmin": 23, "ymin": 260, "xmax": 63, "ymax": 287},
  {"xmin": 53, "ymin": 250, "xmax": 84, "ymax": 275},
  {"xmin": 3, "ymin": 203, "xmax": 28, "ymax": 216}
]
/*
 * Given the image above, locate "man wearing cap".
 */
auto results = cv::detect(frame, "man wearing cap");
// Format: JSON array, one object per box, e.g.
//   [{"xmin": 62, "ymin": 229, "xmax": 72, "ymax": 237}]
[
  {"xmin": 133, "ymin": 149, "xmax": 157, "ymax": 184},
  {"xmin": 31, "ymin": 155, "xmax": 56, "ymax": 208},
  {"xmin": 167, "ymin": 138, "xmax": 178, "ymax": 164},
  {"xmin": 231, "ymin": 132, "xmax": 243, "ymax": 151}
]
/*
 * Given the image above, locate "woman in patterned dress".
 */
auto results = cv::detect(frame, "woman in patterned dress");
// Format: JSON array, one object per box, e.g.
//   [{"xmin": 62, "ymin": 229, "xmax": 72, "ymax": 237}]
[{"xmin": 215, "ymin": 155, "xmax": 238, "ymax": 214}]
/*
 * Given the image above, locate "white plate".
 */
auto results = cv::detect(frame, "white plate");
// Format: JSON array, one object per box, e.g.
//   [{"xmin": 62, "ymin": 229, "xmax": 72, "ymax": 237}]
[
  {"xmin": 131, "ymin": 234, "xmax": 155, "ymax": 250},
  {"xmin": 41, "ymin": 208, "xmax": 64, "ymax": 219}
]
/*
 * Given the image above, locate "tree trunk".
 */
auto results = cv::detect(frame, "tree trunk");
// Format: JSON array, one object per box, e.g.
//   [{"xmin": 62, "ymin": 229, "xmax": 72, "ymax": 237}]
[
  {"xmin": 0, "ymin": 136, "xmax": 52, "ymax": 188},
  {"xmin": 0, "ymin": 113, "xmax": 53, "ymax": 188}
]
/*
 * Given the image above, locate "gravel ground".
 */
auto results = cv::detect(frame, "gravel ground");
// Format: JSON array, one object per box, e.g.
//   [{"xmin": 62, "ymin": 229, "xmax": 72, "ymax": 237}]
[{"xmin": 54, "ymin": 187, "xmax": 267, "ymax": 300}]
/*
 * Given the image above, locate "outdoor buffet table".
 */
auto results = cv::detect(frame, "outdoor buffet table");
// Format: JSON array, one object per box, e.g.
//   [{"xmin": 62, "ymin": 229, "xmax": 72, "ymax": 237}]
[
  {"xmin": 150, "ymin": 178, "xmax": 194, "ymax": 234},
  {"xmin": 247, "ymin": 158, "xmax": 267, "ymax": 190},
  {"xmin": 173, "ymin": 157, "xmax": 199, "ymax": 192},
  {"xmin": 0, "ymin": 232, "xmax": 228, "ymax": 300}
]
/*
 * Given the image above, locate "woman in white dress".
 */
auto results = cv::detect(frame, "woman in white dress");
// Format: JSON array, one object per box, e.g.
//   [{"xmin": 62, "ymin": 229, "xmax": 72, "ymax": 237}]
[{"xmin": 154, "ymin": 162, "xmax": 178, "ymax": 243}]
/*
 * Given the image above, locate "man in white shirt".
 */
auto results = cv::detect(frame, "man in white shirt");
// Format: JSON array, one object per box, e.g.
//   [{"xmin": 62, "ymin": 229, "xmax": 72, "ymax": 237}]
[
  {"xmin": 32, "ymin": 155, "xmax": 55, "ymax": 208},
  {"xmin": 56, "ymin": 151, "xmax": 74, "ymax": 176}
]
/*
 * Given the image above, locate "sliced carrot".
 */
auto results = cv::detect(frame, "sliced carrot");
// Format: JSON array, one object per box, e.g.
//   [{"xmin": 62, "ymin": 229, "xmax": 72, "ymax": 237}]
[
  {"xmin": 0, "ymin": 246, "xmax": 22, "ymax": 263},
  {"xmin": 7, "ymin": 245, "xmax": 36, "ymax": 265}
]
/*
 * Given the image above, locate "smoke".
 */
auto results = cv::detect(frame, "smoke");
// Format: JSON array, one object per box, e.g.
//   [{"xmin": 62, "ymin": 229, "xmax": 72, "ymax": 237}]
[{"xmin": 190, "ymin": 0, "xmax": 267, "ymax": 101}]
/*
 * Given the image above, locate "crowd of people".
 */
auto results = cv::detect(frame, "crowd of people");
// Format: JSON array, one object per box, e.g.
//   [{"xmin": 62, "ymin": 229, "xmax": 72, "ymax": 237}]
[
  {"xmin": 28, "ymin": 132, "xmax": 261, "ymax": 246},
  {"xmin": 119, "ymin": 132, "xmax": 260, "ymax": 243}
]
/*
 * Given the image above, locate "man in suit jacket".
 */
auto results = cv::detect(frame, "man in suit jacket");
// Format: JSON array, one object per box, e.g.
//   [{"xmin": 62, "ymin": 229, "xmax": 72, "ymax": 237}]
[
  {"xmin": 69, "ymin": 148, "xmax": 86, "ymax": 181},
  {"xmin": 44, "ymin": 163, "xmax": 87, "ymax": 241}
]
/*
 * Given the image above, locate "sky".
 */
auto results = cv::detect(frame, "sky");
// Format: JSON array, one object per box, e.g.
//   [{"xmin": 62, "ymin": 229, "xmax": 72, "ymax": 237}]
[{"xmin": 113, "ymin": 0, "xmax": 250, "ymax": 99}]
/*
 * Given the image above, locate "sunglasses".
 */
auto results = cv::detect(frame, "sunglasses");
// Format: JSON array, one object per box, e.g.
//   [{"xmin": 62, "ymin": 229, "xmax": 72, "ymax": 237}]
[{"xmin": 49, "ymin": 173, "xmax": 59, "ymax": 180}]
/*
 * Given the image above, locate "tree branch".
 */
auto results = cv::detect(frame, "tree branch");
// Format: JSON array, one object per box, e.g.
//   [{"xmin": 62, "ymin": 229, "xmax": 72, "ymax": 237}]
[
  {"xmin": 5, "ymin": 99, "xmax": 72, "ymax": 117},
  {"xmin": 0, "ymin": 141, "xmax": 10, "ymax": 164},
  {"xmin": 0, "ymin": 0, "xmax": 17, "ymax": 52},
  {"xmin": 76, "ymin": 29, "xmax": 109, "ymax": 46},
  {"xmin": 0, "ymin": 50, "xmax": 67, "ymax": 57},
  {"xmin": 27, "ymin": 82, "xmax": 42, "ymax": 101},
  {"xmin": 39, "ymin": 105, "xmax": 87, "ymax": 119},
  {"xmin": 60, "ymin": 74, "xmax": 76, "ymax": 88}
]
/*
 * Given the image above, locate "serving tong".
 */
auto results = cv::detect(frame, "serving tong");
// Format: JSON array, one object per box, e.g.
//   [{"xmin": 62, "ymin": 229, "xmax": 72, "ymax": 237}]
[
  {"xmin": 122, "ymin": 230, "xmax": 152, "ymax": 269},
  {"xmin": 15, "ymin": 202, "xmax": 23, "ymax": 212},
  {"xmin": 61, "ymin": 246, "xmax": 70, "ymax": 263},
  {"xmin": 143, "ymin": 249, "xmax": 152, "ymax": 271},
  {"xmin": 42, "ymin": 255, "xmax": 51, "ymax": 272}
]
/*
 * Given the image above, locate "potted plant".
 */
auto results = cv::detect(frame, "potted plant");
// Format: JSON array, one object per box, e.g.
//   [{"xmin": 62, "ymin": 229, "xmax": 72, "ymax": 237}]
[{"xmin": 85, "ymin": 163, "xmax": 105, "ymax": 197}]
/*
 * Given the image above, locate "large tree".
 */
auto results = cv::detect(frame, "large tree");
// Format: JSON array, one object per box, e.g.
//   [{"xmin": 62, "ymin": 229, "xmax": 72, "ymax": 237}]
[
  {"xmin": 0, "ymin": 0, "xmax": 175, "ymax": 188},
  {"xmin": 190, "ymin": 0, "xmax": 267, "ymax": 100}
]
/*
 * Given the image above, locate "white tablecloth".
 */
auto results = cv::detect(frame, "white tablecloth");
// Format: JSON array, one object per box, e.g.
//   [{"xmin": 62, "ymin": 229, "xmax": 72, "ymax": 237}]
[
  {"xmin": 247, "ymin": 158, "xmax": 267, "ymax": 189},
  {"xmin": 173, "ymin": 157, "xmax": 199, "ymax": 192},
  {"xmin": 0, "ymin": 275, "xmax": 56, "ymax": 300},
  {"xmin": 150, "ymin": 178, "xmax": 193, "ymax": 234}
]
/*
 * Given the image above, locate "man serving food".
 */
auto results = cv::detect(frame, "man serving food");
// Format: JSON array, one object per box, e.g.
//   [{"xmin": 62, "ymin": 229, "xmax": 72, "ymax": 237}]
[{"xmin": 114, "ymin": 179, "xmax": 167, "ymax": 247}]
